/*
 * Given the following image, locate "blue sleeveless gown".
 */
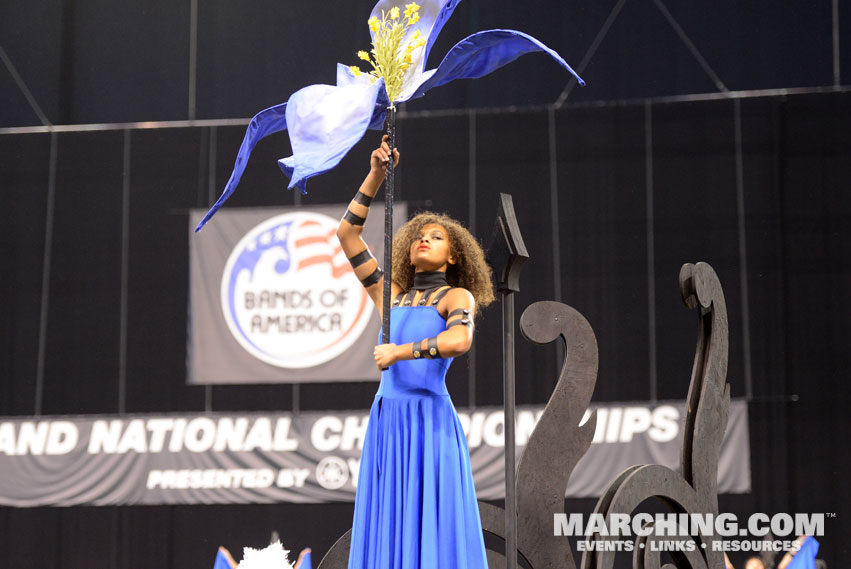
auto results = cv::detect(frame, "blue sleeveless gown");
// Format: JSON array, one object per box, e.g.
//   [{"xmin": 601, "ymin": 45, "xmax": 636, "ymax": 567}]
[{"xmin": 348, "ymin": 305, "xmax": 489, "ymax": 569}]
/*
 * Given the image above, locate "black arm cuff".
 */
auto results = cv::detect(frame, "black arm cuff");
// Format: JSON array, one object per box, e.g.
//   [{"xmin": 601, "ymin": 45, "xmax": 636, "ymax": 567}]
[
  {"xmin": 348, "ymin": 249, "xmax": 374, "ymax": 269},
  {"xmin": 426, "ymin": 336, "xmax": 442, "ymax": 359},
  {"xmin": 343, "ymin": 209, "xmax": 366, "ymax": 226},
  {"xmin": 353, "ymin": 191, "xmax": 373, "ymax": 207},
  {"xmin": 360, "ymin": 267, "xmax": 383, "ymax": 288}
]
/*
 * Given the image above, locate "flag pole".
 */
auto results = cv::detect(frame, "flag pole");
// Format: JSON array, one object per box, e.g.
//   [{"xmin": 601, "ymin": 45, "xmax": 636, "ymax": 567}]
[{"xmin": 381, "ymin": 105, "xmax": 396, "ymax": 345}]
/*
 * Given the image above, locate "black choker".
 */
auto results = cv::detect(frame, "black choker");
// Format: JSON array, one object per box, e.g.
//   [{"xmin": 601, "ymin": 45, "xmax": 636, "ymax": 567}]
[{"xmin": 413, "ymin": 271, "xmax": 448, "ymax": 290}]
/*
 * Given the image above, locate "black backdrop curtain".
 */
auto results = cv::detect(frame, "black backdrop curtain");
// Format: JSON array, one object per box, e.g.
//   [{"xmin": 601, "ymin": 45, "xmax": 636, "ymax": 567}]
[{"xmin": 1, "ymin": 92, "xmax": 849, "ymax": 568}]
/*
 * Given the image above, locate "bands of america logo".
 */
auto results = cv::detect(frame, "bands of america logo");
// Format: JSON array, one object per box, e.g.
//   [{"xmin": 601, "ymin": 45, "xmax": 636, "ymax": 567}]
[{"xmin": 221, "ymin": 212, "xmax": 374, "ymax": 368}]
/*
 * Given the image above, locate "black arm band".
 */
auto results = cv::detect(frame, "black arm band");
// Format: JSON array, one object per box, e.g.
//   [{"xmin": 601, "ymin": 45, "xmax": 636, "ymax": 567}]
[
  {"xmin": 447, "ymin": 318, "xmax": 473, "ymax": 329},
  {"xmin": 360, "ymin": 267, "xmax": 383, "ymax": 288},
  {"xmin": 348, "ymin": 249, "xmax": 374, "ymax": 269},
  {"xmin": 426, "ymin": 336, "xmax": 442, "ymax": 359},
  {"xmin": 412, "ymin": 342, "xmax": 423, "ymax": 359},
  {"xmin": 447, "ymin": 308, "xmax": 472, "ymax": 319},
  {"xmin": 343, "ymin": 209, "xmax": 366, "ymax": 226},
  {"xmin": 353, "ymin": 191, "xmax": 373, "ymax": 207}
]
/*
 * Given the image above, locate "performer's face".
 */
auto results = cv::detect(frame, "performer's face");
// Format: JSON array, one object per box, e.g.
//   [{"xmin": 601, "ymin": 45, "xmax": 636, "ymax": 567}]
[{"xmin": 410, "ymin": 223, "xmax": 454, "ymax": 272}]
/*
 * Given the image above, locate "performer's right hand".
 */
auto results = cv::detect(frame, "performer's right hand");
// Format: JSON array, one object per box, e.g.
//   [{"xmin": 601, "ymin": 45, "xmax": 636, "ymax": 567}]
[{"xmin": 370, "ymin": 134, "xmax": 400, "ymax": 178}]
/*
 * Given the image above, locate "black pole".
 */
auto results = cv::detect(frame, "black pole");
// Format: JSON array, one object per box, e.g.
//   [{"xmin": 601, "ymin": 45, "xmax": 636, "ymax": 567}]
[
  {"xmin": 382, "ymin": 106, "xmax": 396, "ymax": 345},
  {"xmin": 503, "ymin": 289, "xmax": 517, "ymax": 569},
  {"xmin": 487, "ymin": 193, "xmax": 528, "ymax": 569}
]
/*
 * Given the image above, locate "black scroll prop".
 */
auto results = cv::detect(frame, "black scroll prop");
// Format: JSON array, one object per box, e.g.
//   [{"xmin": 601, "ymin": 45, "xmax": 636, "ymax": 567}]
[
  {"xmin": 580, "ymin": 261, "xmax": 730, "ymax": 569},
  {"xmin": 478, "ymin": 300, "xmax": 599, "ymax": 569}
]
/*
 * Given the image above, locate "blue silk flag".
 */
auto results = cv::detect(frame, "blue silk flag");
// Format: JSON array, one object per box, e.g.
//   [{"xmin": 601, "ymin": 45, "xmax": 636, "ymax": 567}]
[
  {"xmin": 195, "ymin": 0, "xmax": 584, "ymax": 231},
  {"xmin": 786, "ymin": 537, "xmax": 819, "ymax": 569}
]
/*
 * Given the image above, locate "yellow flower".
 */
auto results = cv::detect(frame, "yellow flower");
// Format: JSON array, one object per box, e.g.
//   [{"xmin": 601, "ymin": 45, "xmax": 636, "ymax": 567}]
[
  {"xmin": 368, "ymin": 16, "xmax": 380, "ymax": 33},
  {"xmin": 349, "ymin": 65, "xmax": 362, "ymax": 77},
  {"xmin": 409, "ymin": 12, "xmax": 420, "ymax": 24},
  {"xmin": 358, "ymin": 50, "xmax": 371, "ymax": 61},
  {"xmin": 390, "ymin": 6, "xmax": 400, "ymax": 19},
  {"xmin": 404, "ymin": 51, "xmax": 412, "ymax": 63},
  {"xmin": 404, "ymin": 2, "xmax": 420, "ymax": 19}
]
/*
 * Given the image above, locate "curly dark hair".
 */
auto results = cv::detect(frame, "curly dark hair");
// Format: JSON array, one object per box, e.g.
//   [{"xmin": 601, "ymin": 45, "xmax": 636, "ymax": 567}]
[{"xmin": 391, "ymin": 211, "xmax": 495, "ymax": 308}]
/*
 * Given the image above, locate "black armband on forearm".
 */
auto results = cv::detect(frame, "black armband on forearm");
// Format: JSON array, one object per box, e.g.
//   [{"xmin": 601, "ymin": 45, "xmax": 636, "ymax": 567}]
[
  {"xmin": 412, "ymin": 337, "xmax": 443, "ymax": 359},
  {"xmin": 348, "ymin": 249, "xmax": 374, "ymax": 269},
  {"xmin": 343, "ymin": 209, "xmax": 366, "ymax": 226},
  {"xmin": 353, "ymin": 190, "xmax": 373, "ymax": 207},
  {"xmin": 426, "ymin": 336, "xmax": 442, "ymax": 359},
  {"xmin": 359, "ymin": 267, "xmax": 383, "ymax": 288}
]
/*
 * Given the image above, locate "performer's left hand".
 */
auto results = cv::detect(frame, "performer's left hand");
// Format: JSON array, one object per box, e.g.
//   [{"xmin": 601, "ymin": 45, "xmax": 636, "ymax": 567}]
[{"xmin": 374, "ymin": 343, "xmax": 399, "ymax": 369}]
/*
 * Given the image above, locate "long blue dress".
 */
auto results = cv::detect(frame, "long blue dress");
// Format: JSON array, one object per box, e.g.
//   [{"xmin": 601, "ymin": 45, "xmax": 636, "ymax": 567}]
[{"xmin": 348, "ymin": 304, "xmax": 489, "ymax": 569}]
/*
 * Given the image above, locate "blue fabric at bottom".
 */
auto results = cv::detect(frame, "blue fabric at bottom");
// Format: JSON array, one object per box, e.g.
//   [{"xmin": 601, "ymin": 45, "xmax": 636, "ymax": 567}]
[
  {"xmin": 786, "ymin": 537, "xmax": 819, "ymax": 569},
  {"xmin": 348, "ymin": 306, "xmax": 488, "ymax": 569}
]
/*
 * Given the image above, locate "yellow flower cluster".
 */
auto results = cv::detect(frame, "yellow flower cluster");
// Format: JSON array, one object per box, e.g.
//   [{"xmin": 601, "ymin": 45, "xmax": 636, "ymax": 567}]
[{"xmin": 350, "ymin": 2, "xmax": 425, "ymax": 104}]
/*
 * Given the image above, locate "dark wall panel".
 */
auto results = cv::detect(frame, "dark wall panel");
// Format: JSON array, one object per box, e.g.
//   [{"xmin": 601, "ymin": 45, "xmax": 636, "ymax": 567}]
[
  {"xmin": 126, "ymin": 128, "xmax": 205, "ymax": 413},
  {"xmin": 41, "ymin": 131, "xmax": 124, "ymax": 415},
  {"xmin": 651, "ymin": 100, "xmax": 745, "ymax": 401},
  {"xmin": 0, "ymin": 133, "xmax": 50, "ymax": 416},
  {"xmin": 556, "ymin": 105, "xmax": 650, "ymax": 403},
  {"xmin": 2, "ymin": 0, "xmax": 845, "ymax": 127},
  {"xmin": 474, "ymin": 111, "xmax": 557, "ymax": 406},
  {"xmin": 739, "ymin": 98, "xmax": 793, "ymax": 515},
  {"xmin": 778, "ymin": 94, "xmax": 851, "ymax": 543},
  {"xmin": 1, "ymin": 94, "xmax": 849, "ymax": 569},
  {"xmin": 56, "ymin": 0, "xmax": 190, "ymax": 124}
]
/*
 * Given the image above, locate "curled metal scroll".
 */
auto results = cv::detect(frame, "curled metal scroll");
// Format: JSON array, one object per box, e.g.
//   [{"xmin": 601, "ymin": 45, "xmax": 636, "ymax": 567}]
[
  {"xmin": 580, "ymin": 261, "xmax": 730, "ymax": 569},
  {"xmin": 479, "ymin": 300, "xmax": 599, "ymax": 569}
]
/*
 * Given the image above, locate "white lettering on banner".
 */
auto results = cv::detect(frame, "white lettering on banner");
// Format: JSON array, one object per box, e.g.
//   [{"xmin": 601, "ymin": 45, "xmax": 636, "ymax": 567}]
[
  {"xmin": 593, "ymin": 406, "xmax": 680, "ymax": 444},
  {"xmin": 0, "ymin": 421, "xmax": 79, "ymax": 456},
  {"xmin": 273, "ymin": 418, "xmax": 299, "ymax": 451},
  {"xmin": 117, "ymin": 419, "xmax": 148, "ymax": 453},
  {"xmin": 146, "ymin": 468, "xmax": 276, "ymax": 490},
  {"xmin": 310, "ymin": 415, "xmax": 369, "ymax": 451},
  {"xmin": 312, "ymin": 416, "xmax": 343, "ymax": 452},
  {"xmin": 648, "ymin": 406, "xmax": 679, "ymax": 442},
  {"xmin": 341, "ymin": 416, "xmax": 369, "ymax": 451},
  {"xmin": 243, "ymin": 418, "xmax": 273, "ymax": 451},
  {"xmin": 86, "ymin": 417, "xmax": 300, "ymax": 454},
  {"xmin": 89, "ymin": 420, "xmax": 122, "ymax": 453},
  {"xmin": 147, "ymin": 418, "xmax": 174, "ymax": 452},
  {"xmin": 184, "ymin": 418, "xmax": 217, "ymax": 452},
  {"xmin": 456, "ymin": 410, "xmax": 544, "ymax": 449},
  {"xmin": 276, "ymin": 468, "xmax": 310, "ymax": 488},
  {"xmin": 348, "ymin": 457, "xmax": 361, "ymax": 488},
  {"xmin": 214, "ymin": 417, "xmax": 250, "ymax": 451}
]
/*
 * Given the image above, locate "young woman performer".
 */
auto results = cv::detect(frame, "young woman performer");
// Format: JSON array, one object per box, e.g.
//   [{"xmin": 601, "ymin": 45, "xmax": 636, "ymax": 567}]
[{"xmin": 337, "ymin": 135, "xmax": 494, "ymax": 568}]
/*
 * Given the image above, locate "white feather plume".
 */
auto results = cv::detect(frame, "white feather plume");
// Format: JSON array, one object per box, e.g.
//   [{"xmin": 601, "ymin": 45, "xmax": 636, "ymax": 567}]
[{"xmin": 236, "ymin": 540, "xmax": 294, "ymax": 569}]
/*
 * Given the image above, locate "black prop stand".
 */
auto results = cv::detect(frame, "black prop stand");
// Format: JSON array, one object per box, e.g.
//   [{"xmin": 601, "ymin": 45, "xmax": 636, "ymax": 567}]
[{"xmin": 488, "ymin": 193, "xmax": 529, "ymax": 569}]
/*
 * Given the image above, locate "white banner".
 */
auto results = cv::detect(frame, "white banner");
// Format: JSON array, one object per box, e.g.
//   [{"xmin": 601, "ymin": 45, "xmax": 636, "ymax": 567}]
[{"xmin": 0, "ymin": 400, "xmax": 750, "ymax": 507}]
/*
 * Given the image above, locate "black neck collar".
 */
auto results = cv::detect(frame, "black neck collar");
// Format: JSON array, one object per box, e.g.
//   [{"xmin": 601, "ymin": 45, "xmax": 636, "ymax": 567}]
[{"xmin": 413, "ymin": 270, "xmax": 448, "ymax": 290}]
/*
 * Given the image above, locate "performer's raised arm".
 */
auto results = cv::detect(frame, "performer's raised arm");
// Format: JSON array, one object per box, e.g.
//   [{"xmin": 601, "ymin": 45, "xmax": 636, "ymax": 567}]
[{"xmin": 336, "ymin": 135, "xmax": 400, "ymax": 317}]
